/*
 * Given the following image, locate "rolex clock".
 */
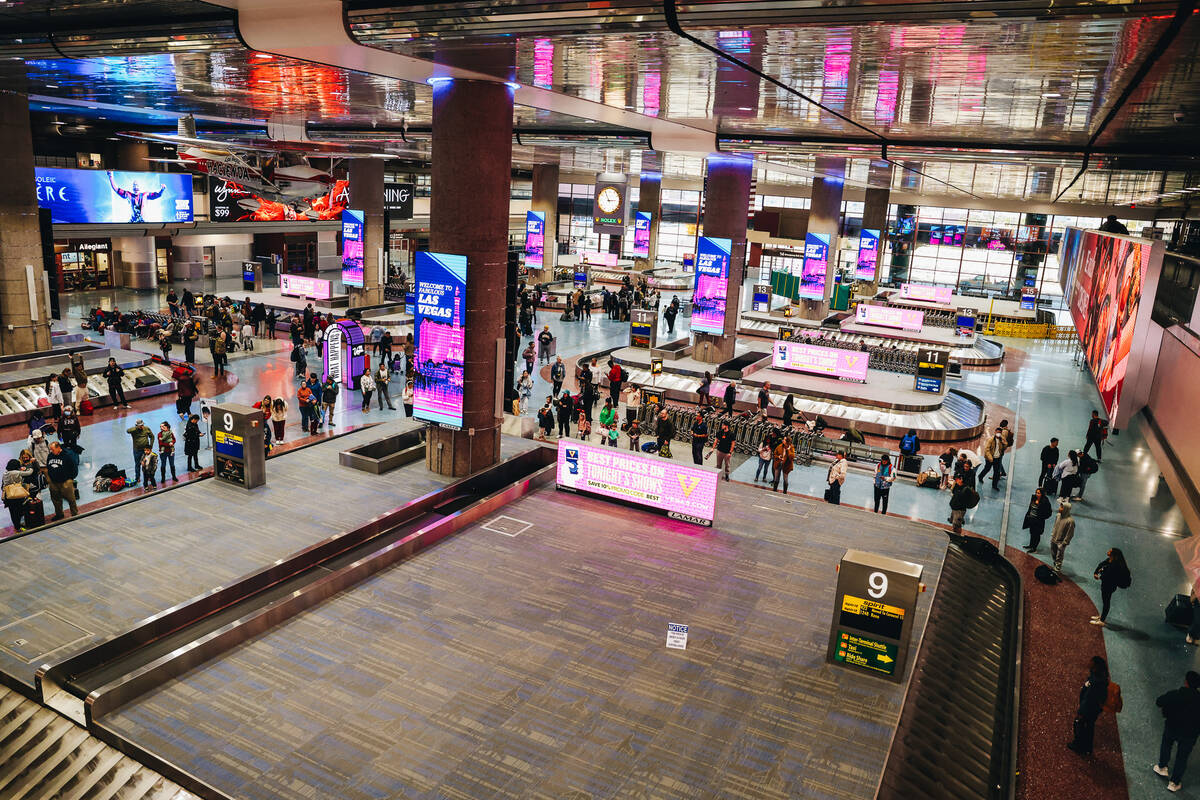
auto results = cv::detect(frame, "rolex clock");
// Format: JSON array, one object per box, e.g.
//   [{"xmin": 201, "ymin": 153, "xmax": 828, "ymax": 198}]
[
  {"xmin": 597, "ymin": 186, "xmax": 622, "ymax": 215},
  {"xmin": 592, "ymin": 175, "xmax": 628, "ymax": 235}
]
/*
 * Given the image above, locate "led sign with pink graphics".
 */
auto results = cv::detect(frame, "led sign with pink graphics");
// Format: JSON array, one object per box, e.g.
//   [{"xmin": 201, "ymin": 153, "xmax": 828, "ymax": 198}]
[
  {"xmin": 280, "ymin": 274, "xmax": 332, "ymax": 301},
  {"xmin": 900, "ymin": 283, "xmax": 954, "ymax": 305},
  {"xmin": 856, "ymin": 304, "xmax": 924, "ymax": 331},
  {"xmin": 556, "ymin": 439, "xmax": 718, "ymax": 526},
  {"xmin": 773, "ymin": 340, "xmax": 869, "ymax": 382}
]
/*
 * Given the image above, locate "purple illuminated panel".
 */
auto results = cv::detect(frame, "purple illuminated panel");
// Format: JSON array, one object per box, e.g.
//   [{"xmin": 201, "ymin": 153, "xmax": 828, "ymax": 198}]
[
  {"xmin": 533, "ymin": 38, "xmax": 554, "ymax": 89},
  {"xmin": 582, "ymin": 251, "xmax": 618, "ymax": 267},
  {"xmin": 556, "ymin": 439, "xmax": 719, "ymax": 526},
  {"xmin": 900, "ymin": 283, "xmax": 954, "ymax": 304},
  {"xmin": 856, "ymin": 229, "xmax": 880, "ymax": 281},
  {"xmin": 856, "ymin": 304, "xmax": 924, "ymax": 331},
  {"xmin": 280, "ymin": 274, "xmax": 332, "ymax": 301},
  {"xmin": 341, "ymin": 209, "xmax": 364, "ymax": 288},
  {"xmin": 633, "ymin": 211, "xmax": 651, "ymax": 256},
  {"xmin": 525, "ymin": 211, "xmax": 545, "ymax": 270},
  {"xmin": 322, "ymin": 318, "xmax": 366, "ymax": 389},
  {"xmin": 773, "ymin": 340, "xmax": 869, "ymax": 382},
  {"xmin": 413, "ymin": 251, "xmax": 467, "ymax": 429},
  {"xmin": 800, "ymin": 233, "xmax": 830, "ymax": 300},
  {"xmin": 691, "ymin": 236, "xmax": 731, "ymax": 334}
]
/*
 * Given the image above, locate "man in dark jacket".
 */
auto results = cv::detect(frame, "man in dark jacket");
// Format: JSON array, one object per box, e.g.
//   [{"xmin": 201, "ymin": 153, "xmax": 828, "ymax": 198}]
[
  {"xmin": 45, "ymin": 441, "xmax": 79, "ymax": 520},
  {"xmin": 555, "ymin": 392, "xmax": 574, "ymax": 438},
  {"xmin": 1156, "ymin": 671, "xmax": 1200, "ymax": 791},
  {"xmin": 723, "ymin": 381, "xmax": 737, "ymax": 416},
  {"xmin": 949, "ymin": 475, "xmax": 976, "ymax": 534},
  {"xmin": 550, "ymin": 357, "xmax": 566, "ymax": 397},
  {"xmin": 655, "ymin": 409, "xmax": 675, "ymax": 453},
  {"xmin": 1039, "ymin": 437, "xmax": 1060, "ymax": 486},
  {"xmin": 1084, "ymin": 409, "xmax": 1107, "ymax": 461}
]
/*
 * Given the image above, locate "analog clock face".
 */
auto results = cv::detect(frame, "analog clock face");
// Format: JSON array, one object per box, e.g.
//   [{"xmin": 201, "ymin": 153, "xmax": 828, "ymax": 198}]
[{"xmin": 597, "ymin": 186, "xmax": 622, "ymax": 215}]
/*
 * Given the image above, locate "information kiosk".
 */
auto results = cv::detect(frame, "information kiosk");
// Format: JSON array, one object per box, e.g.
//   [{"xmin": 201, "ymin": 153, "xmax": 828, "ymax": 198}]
[
  {"xmin": 630, "ymin": 308, "xmax": 657, "ymax": 349},
  {"xmin": 323, "ymin": 318, "xmax": 367, "ymax": 390},
  {"xmin": 212, "ymin": 403, "xmax": 266, "ymax": 489},
  {"xmin": 241, "ymin": 261, "xmax": 262, "ymax": 293},
  {"xmin": 826, "ymin": 550, "xmax": 923, "ymax": 682}
]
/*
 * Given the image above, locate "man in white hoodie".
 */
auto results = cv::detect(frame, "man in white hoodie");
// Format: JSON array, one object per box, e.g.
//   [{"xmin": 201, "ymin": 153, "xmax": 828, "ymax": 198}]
[{"xmin": 1050, "ymin": 500, "xmax": 1076, "ymax": 574}]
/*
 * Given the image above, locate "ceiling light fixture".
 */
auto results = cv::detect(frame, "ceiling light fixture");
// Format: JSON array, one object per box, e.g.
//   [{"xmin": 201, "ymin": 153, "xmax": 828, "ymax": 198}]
[
  {"xmin": 254, "ymin": 53, "xmax": 273, "ymax": 59},
  {"xmin": 1042, "ymin": 93, "xmax": 1061, "ymax": 98},
  {"xmin": 44, "ymin": 84, "xmax": 57, "ymax": 89}
]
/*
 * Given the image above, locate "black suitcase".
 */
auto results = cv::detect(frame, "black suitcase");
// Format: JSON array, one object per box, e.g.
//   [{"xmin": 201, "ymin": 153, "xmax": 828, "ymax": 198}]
[
  {"xmin": 134, "ymin": 374, "xmax": 161, "ymax": 388},
  {"xmin": 1166, "ymin": 593, "xmax": 1194, "ymax": 628},
  {"xmin": 1034, "ymin": 564, "xmax": 1059, "ymax": 585},
  {"xmin": 1042, "ymin": 476, "xmax": 1059, "ymax": 495},
  {"xmin": 24, "ymin": 495, "xmax": 45, "ymax": 528}
]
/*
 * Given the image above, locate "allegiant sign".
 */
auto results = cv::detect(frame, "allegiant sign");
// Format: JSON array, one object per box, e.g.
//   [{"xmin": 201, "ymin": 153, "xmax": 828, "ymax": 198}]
[
  {"xmin": 773, "ymin": 340, "xmax": 869, "ymax": 382},
  {"xmin": 556, "ymin": 439, "xmax": 719, "ymax": 526}
]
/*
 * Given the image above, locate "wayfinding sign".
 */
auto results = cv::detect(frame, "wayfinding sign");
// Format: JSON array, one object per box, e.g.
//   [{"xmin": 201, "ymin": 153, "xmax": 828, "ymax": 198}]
[
  {"xmin": 212, "ymin": 403, "xmax": 266, "ymax": 490},
  {"xmin": 826, "ymin": 549, "xmax": 923, "ymax": 682}
]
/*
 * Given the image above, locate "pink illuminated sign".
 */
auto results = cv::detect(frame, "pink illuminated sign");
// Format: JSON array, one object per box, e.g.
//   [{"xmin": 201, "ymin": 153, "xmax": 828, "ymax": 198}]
[
  {"xmin": 855, "ymin": 304, "xmax": 924, "ymax": 331},
  {"xmin": 773, "ymin": 340, "xmax": 869, "ymax": 382},
  {"xmin": 280, "ymin": 274, "xmax": 332, "ymax": 301},
  {"xmin": 582, "ymin": 251, "xmax": 619, "ymax": 267},
  {"xmin": 556, "ymin": 439, "xmax": 719, "ymax": 526},
  {"xmin": 900, "ymin": 283, "xmax": 954, "ymax": 305}
]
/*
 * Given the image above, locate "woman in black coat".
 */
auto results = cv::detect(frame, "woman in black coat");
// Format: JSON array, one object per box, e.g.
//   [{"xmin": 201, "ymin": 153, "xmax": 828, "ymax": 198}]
[
  {"xmin": 1092, "ymin": 548, "xmax": 1131, "ymax": 626},
  {"xmin": 1021, "ymin": 487, "xmax": 1053, "ymax": 552},
  {"xmin": 1068, "ymin": 656, "xmax": 1110, "ymax": 756}
]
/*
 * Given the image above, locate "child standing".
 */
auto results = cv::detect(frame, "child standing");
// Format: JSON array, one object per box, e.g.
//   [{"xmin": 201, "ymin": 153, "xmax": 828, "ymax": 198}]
[{"xmin": 140, "ymin": 446, "xmax": 158, "ymax": 489}]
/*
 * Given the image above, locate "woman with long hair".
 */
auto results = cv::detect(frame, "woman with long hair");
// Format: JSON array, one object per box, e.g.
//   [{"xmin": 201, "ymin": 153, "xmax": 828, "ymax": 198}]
[
  {"xmin": 1092, "ymin": 548, "xmax": 1131, "ymax": 626},
  {"xmin": 1068, "ymin": 656, "xmax": 1110, "ymax": 756}
]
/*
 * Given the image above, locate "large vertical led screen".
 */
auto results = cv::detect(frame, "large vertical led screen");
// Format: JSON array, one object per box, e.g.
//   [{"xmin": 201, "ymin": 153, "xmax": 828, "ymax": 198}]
[
  {"xmin": 856, "ymin": 229, "xmax": 880, "ymax": 281},
  {"xmin": 1060, "ymin": 228, "xmax": 1158, "ymax": 425},
  {"xmin": 524, "ymin": 211, "xmax": 545, "ymax": 271},
  {"xmin": 341, "ymin": 209, "xmax": 365, "ymax": 288},
  {"xmin": 691, "ymin": 236, "xmax": 732, "ymax": 334},
  {"xmin": 633, "ymin": 211, "xmax": 651, "ymax": 256},
  {"xmin": 413, "ymin": 252, "xmax": 467, "ymax": 429},
  {"xmin": 800, "ymin": 233, "xmax": 830, "ymax": 300},
  {"xmin": 35, "ymin": 168, "xmax": 193, "ymax": 223}
]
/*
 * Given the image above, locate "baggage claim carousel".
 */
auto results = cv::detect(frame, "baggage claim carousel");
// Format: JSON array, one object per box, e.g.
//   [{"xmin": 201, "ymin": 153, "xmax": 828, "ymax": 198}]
[{"xmin": 0, "ymin": 420, "xmax": 1019, "ymax": 799}]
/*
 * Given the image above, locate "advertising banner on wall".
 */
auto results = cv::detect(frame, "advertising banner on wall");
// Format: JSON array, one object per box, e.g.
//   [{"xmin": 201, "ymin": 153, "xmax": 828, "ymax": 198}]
[
  {"xmin": 383, "ymin": 182, "xmax": 414, "ymax": 219},
  {"xmin": 773, "ymin": 340, "xmax": 869, "ymax": 382},
  {"xmin": 525, "ymin": 211, "xmax": 545, "ymax": 271},
  {"xmin": 633, "ymin": 211, "xmax": 651, "ymax": 256},
  {"xmin": 210, "ymin": 178, "xmax": 349, "ymax": 222},
  {"xmin": 280, "ymin": 275, "xmax": 332, "ymax": 301},
  {"xmin": 556, "ymin": 439, "xmax": 719, "ymax": 526},
  {"xmin": 341, "ymin": 209, "xmax": 365, "ymax": 288},
  {"xmin": 691, "ymin": 236, "xmax": 732, "ymax": 334},
  {"xmin": 855, "ymin": 303, "xmax": 924, "ymax": 331},
  {"xmin": 35, "ymin": 167, "xmax": 193, "ymax": 224},
  {"xmin": 899, "ymin": 283, "xmax": 954, "ymax": 305},
  {"xmin": 799, "ymin": 232, "xmax": 830, "ymax": 300},
  {"xmin": 856, "ymin": 229, "xmax": 880, "ymax": 281},
  {"xmin": 413, "ymin": 251, "xmax": 467, "ymax": 429},
  {"xmin": 1060, "ymin": 228, "xmax": 1162, "ymax": 425}
]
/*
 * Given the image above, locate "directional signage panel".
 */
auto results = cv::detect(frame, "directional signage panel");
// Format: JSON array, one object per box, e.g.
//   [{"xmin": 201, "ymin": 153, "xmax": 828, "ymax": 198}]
[{"xmin": 826, "ymin": 549, "xmax": 923, "ymax": 683}]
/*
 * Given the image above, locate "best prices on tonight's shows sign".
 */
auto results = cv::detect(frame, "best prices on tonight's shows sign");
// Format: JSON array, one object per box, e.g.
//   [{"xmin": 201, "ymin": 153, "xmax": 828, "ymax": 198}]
[
  {"xmin": 556, "ymin": 439, "xmax": 719, "ymax": 526},
  {"xmin": 773, "ymin": 340, "xmax": 869, "ymax": 382}
]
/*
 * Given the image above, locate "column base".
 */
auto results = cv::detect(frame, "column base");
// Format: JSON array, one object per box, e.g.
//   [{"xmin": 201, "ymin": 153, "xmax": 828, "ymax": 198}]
[
  {"xmin": 347, "ymin": 286, "xmax": 385, "ymax": 308},
  {"xmin": 425, "ymin": 423, "xmax": 502, "ymax": 477},
  {"xmin": 791, "ymin": 299, "xmax": 829, "ymax": 321},
  {"xmin": 692, "ymin": 333, "xmax": 737, "ymax": 364}
]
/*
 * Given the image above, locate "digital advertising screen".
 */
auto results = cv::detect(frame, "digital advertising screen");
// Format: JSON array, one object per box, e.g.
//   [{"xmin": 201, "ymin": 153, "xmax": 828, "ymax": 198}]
[
  {"xmin": 773, "ymin": 340, "xmax": 869, "ymax": 382},
  {"xmin": 899, "ymin": 283, "xmax": 954, "ymax": 305},
  {"xmin": 1060, "ymin": 228, "xmax": 1161, "ymax": 425},
  {"xmin": 914, "ymin": 348, "xmax": 949, "ymax": 394},
  {"xmin": 341, "ymin": 209, "xmax": 365, "ymax": 288},
  {"xmin": 524, "ymin": 211, "xmax": 545, "ymax": 271},
  {"xmin": 210, "ymin": 178, "xmax": 349, "ymax": 222},
  {"xmin": 383, "ymin": 182, "xmax": 414, "ymax": 219},
  {"xmin": 856, "ymin": 229, "xmax": 880, "ymax": 281},
  {"xmin": 280, "ymin": 274, "xmax": 332, "ymax": 301},
  {"xmin": 35, "ymin": 167, "xmax": 193, "ymax": 224},
  {"xmin": 800, "ymin": 233, "xmax": 830, "ymax": 300},
  {"xmin": 855, "ymin": 304, "xmax": 924, "ymax": 331},
  {"xmin": 413, "ymin": 251, "xmax": 467, "ymax": 429},
  {"xmin": 691, "ymin": 236, "xmax": 732, "ymax": 334},
  {"xmin": 556, "ymin": 439, "xmax": 719, "ymax": 526},
  {"xmin": 752, "ymin": 284, "xmax": 771, "ymax": 312},
  {"xmin": 581, "ymin": 251, "xmax": 618, "ymax": 267},
  {"xmin": 634, "ymin": 211, "xmax": 651, "ymax": 256}
]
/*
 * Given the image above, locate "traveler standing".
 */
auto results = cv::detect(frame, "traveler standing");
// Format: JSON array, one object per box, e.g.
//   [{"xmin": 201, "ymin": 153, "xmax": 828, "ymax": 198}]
[
  {"xmin": 58, "ymin": 407, "xmax": 81, "ymax": 454},
  {"xmin": 297, "ymin": 382, "xmax": 316, "ymax": 433},
  {"xmin": 270, "ymin": 398, "xmax": 288, "ymax": 443},
  {"xmin": 873, "ymin": 454, "xmax": 895, "ymax": 513},
  {"xmin": 1021, "ymin": 487, "xmax": 1053, "ymax": 551},
  {"xmin": 359, "ymin": 370, "xmax": 376, "ymax": 412},
  {"xmin": 157, "ymin": 421, "xmax": 177, "ymax": 483},
  {"xmin": 183, "ymin": 321, "xmax": 198, "ymax": 363},
  {"xmin": 556, "ymin": 392, "xmax": 574, "ymax": 438},
  {"xmin": 825, "ymin": 451, "xmax": 847, "ymax": 504},
  {"xmin": 663, "ymin": 298, "xmax": 678, "ymax": 333},
  {"xmin": 1075, "ymin": 449, "xmax": 1099, "ymax": 501},
  {"xmin": 772, "ymin": 434, "xmax": 796, "ymax": 494},
  {"xmin": 948, "ymin": 475, "xmax": 976, "ymax": 533},
  {"xmin": 712, "ymin": 422, "xmax": 735, "ymax": 481},
  {"xmin": 599, "ymin": 399, "xmax": 618, "ymax": 447},
  {"xmin": 375, "ymin": 363, "xmax": 397, "ymax": 410},
  {"xmin": 782, "ymin": 395, "xmax": 796, "ymax": 429},
  {"xmin": 538, "ymin": 326, "xmax": 554, "ymax": 365},
  {"xmin": 401, "ymin": 380, "xmax": 414, "ymax": 418},
  {"xmin": 1039, "ymin": 437, "xmax": 1060, "ymax": 486},
  {"xmin": 517, "ymin": 370, "xmax": 533, "ymax": 415},
  {"xmin": 607, "ymin": 359, "xmax": 623, "ymax": 404},
  {"xmin": 1067, "ymin": 656, "xmax": 1110, "ymax": 756},
  {"xmin": 290, "ymin": 343, "xmax": 307, "ymax": 381},
  {"xmin": 979, "ymin": 431, "xmax": 1005, "ymax": 490},
  {"xmin": 724, "ymin": 381, "xmax": 736, "ymax": 416},
  {"xmin": 550, "ymin": 357, "xmax": 566, "ymax": 397},
  {"xmin": 44, "ymin": 374, "xmax": 63, "ymax": 421},
  {"xmin": 690, "ymin": 411, "xmax": 709, "ymax": 465},
  {"xmin": 126, "ymin": 420, "xmax": 153, "ymax": 484},
  {"xmin": 754, "ymin": 428, "xmax": 776, "ymax": 483},
  {"xmin": 697, "ymin": 372, "xmax": 713, "ymax": 409},
  {"xmin": 655, "ymin": 409, "xmax": 675, "ymax": 455},
  {"xmin": 626, "ymin": 418, "xmax": 641, "ymax": 451},
  {"xmin": 210, "ymin": 329, "xmax": 228, "ymax": 377},
  {"xmin": 522, "ymin": 341, "xmax": 535, "ymax": 377},
  {"xmin": 1083, "ymin": 409, "xmax": 1107, "ymax": 461},
  {"xmin": 1155, "ymin": 671, "xmax": 1200, "ymax": 792},
  {"xmin": 1055, "ymin": 451, "xmax": 1081, "ymax": 499},
  {"xmin": 757, "ymin": 382, "xmax": 772, "ymax": 422},
  {"xmin": 44, "ymin": 441, "xmax": 78, "ymax": 520},
  {"xmin": 3, "ymin": 458, "xmax": 34, "ymax": 530},
  {"xmin": 140, "ymin": 446, "xmax": 158, "ymax": 489},
  {"xmin": 321, "ymin": 378, "xmax": 338, "ymax": 427},
  {"xmin": 1050, "ymin": 499, "xmax": 1076, "ymax": 573},
  {"xmin": 175, "ymin": 368, "xmax": 197, "ymax": 419},
  {"xmin": 183, "ymin": 414, "xmax": 201, "ymax": 472},
  {"xmin": 1091, "ymin": 548, "xmax": 1131, "ymax": 626}
]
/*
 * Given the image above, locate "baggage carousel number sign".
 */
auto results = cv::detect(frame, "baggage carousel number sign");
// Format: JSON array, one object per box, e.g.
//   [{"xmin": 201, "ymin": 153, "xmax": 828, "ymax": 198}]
[{"xmin": 827, "ymin": 550, "xmax": 923, "ymax": 683}]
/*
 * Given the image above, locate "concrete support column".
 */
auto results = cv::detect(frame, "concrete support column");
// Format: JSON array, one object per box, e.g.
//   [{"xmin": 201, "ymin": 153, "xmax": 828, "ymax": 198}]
[
  {"xmin": 0, "ymin": 92, "xmax": 51, "ymax": 353},
  {"xmin": 637, "ymin": 167, "xmax": 662, "ymax": 266},
  {"xmin": 116, "ymin": 141, "xmax": 150, "ymax": 171},
  {"xmin": 114, "ymin": 236, "xmax": 156, "ymax": 290},
  {"xmin": 694, "ymin": 155, "xmax": 752, "ymax": 363},
  {"xmin": 348, "ymin": 159, "xmax": 385, "ymax": 307},
  {"xmin": 425, "ymin": 77, "xmax": 514, "ymax": 477},
  {"xmin": 796, "ymin": 156, "xmax": 845, "ymax": 320},
  {"xmin": 530, "ymin": 162, "xmax": 559, "ymax": 282},
  {"xmin": 859, "ymin": 160, "xmax": 893, "ymax": 295}
]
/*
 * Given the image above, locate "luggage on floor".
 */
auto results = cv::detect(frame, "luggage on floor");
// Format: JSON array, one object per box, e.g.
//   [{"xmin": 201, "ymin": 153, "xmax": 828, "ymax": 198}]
[
  {"xmin": 134, "ymin": 374, "xmax": 161, "ymax": 388},
  {"xmin": 79, "ymin": 399, "xmax": 94, "ymax": 415},
  {"xmin": 901, "ymin": 455, "xmax": 923, "ymax": 473},
  {"xmin": 23, "ymin": 495, "xmax": 45, "ymax": 528},
  {"xmin": 97, "ymin": 463, "xmax": 121, "ymax": 479},
  {"xmin": 1042, "ymin": 476, "xmax": 1058, "ymax": 495},
  {"xmin": 916, "ymin": 469, "xmax": 941, "ymax": 488},
  {"xmin": 1166, "ymin": 593, "xmax": 1194, "ymax": 628},
  {"xmin": 1034, "ymin": 564, "xmax": 1059, "ymax": 585},
  {"xmin": 641, "ymin": 442, "xmax": 659, "ymax": 453}
]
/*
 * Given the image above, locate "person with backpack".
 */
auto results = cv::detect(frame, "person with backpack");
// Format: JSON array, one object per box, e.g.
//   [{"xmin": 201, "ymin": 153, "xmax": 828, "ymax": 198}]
[
  {"xmin": 1075, "ymin": 449, "xmax": 1099, "ymax": 501},
  {"xmin": 1155, "ymin": 671, "xmax": 1200, "ymax": 792},
  {"xmin": 607, "ymin": 359, "xmax": 624, "ymax": 404},
  {"xmin": 949, "ymin": 474, "xmax": 979, "ymax": 533},
  {"xmin": 290, "ymin": 343, "xmax": 307, "ymax": 381},
  {"xmin": 210, "ymin": 328, "xmax": 228, "ymax": 377},
  {"xmin": 183, "ymin": 414, "xmax": 202, "ymax": 472},
  {"xmin": 550, "ymin": 357, "xmax": 566, "ymax": 398},
  {"xmin": 58, "ymin": 406, "xmax": 81, "ymax": 454},
  {"xmin": 663, "ymin": 298, "xmax": 678, "ymax": 333},
  {"xmin": 1068, "ymin": 656, "xmax": 1111, "ymax": 756},
  {"xmin": 978, "ymin": 431, "xmax": 1006, "ymax": 490},
  {"xmin": 44, "ymin": 441, "xmax": 79, "ymax": 520},
  {"xmin": 873, "ymin": 454, "xmax": 896, "ymax": 514},
  {"xmin": 1084, "ymin": 409, "xmax": 1108, "ymax": 461},
  {"xmin": 1021, "ymin": 486, "xmax": 1053, "ymax": 551},
  {"xmin": 1039, "ymin": 437, "xmax": 1060, "ymax": 487},
  {"xmin": 1091, "ymin": 548, "xmax": 1131, "ymax": 626},
  {"xmin": 825, "ymin": 451, "xmax": 847, "ymax": 504},
  {"xmin": 898, "ymin": 428, "xmax": 921, "ymax": 472},
  {"xmin": 175, "ymin": 367, "xmax": 198, "ymax": 420},
  {"xmin": 1050, "ymin": 499, "xmax": 1076, "ymax": 574},
  {"xmin": 772, "ymin": 434, "xmax": 796, "ymax": 494}
]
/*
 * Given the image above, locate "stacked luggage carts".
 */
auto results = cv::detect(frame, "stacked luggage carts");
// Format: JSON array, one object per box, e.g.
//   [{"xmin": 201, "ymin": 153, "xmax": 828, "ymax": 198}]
[
  {"xmin": 791, "ymin": 331, "xmax": 920, "ymax": 375},
  {"xmin": 639, "ymin": 402, "xmax": 816, "ymax": 466}
]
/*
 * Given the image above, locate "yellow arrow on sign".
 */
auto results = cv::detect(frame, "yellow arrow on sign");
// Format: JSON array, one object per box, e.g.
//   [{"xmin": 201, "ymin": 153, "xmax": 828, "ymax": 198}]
[{"xmin": 877, "ymin": 654, "xmax": 894, "ymax": 663}]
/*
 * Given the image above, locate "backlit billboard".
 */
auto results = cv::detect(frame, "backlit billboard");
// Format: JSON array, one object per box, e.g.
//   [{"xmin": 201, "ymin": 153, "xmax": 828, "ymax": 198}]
[
  {"xmin": 556, "ymin": 439, "xmax": 718, "ymax": 526},
  {"xmin": 691, "ymin": 236, "xmax": 731, "ymax": 334},
  {"xmin": 634, "ymin": 211, "xmax": 651, "ymax": 256},
  {"xmin": 280, "ymin": 275, "xmax": 332, "ymax": 301},
  {"xmin": 899, "ymin": 283, "xmax": 954, "ymax": 305},
  {"xmin": 525, "ymin": 211, "xmax": 545, "ymax": 271},
  {"xmin": 800, "ymin": 232, "xmax": 830, "ymax": 300},
  {"xmin": 856, "ymin": 229, "xmax": 880, "ymax": 281},
  {"xmin": 413, "ymin": 252, "xmax": 467, "ymax": 429},
  {"xmin": 855, "ymin": 304, "xmax": 924, "ymax": 331},
  {"xmin": 773, "ymin": 340, "xmax": 869, "ymax": 382},
  {"xmin": 341, "ymin": 209, "xmax": 365, "ymax": 288},
  {"xmin": 35, "ymin": 167, "xmax": 193, "ymax": 224}
]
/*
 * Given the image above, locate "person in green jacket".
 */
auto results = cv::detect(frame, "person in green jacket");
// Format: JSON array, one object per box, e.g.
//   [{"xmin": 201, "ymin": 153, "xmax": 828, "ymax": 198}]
[
  {"xmin": 598, "ymin": 399, "xmax": 618, "ymax": 448},
  {"xmin": 127, "ymin": 419, "xmax": 153, "ymax": 484}
]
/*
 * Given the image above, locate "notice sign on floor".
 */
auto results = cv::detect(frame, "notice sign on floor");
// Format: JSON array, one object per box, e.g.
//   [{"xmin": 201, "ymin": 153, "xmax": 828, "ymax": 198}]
[{"xmin": 666, "ymin": 623, "xmax": 689, "ymax": 649}]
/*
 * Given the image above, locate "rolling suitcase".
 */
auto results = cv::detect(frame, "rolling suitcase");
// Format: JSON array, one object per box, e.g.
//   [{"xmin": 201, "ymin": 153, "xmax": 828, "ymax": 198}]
[
  {"xmin": 1166, "ymin": 593, "xmax": 1194, "ymax": 628},
  {"xmin": 24, "ymin": 495, "xmax": 45, "ymax": 528}
]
